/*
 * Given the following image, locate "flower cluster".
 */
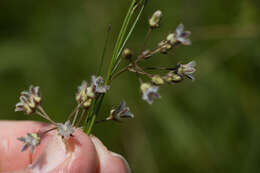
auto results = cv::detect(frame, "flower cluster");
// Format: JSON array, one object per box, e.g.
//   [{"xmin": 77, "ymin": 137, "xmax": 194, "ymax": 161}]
[
  {"xmin": 15, "ymin": 86, "xmax": 76, "ymax": 153},
  {"xmin": 114, "ymin": 10, "xmax": 197, "ymax": 104},
  {"xmin": 15, "ymin": 86, "xmax": 41, "ymax": 115},
  {"xmin": 14, "ymin": 7, "xmax": 197, "ymax": 155},
  {"xmin": 76, "ymin": 76, "xmax": 109, "ymax": 108}
]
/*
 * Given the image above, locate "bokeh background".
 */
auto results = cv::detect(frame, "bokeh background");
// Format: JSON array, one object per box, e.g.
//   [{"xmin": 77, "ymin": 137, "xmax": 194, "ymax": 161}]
[{"xmin": 1, "ymin": 0, "xmax": 260, "ymax": 172}]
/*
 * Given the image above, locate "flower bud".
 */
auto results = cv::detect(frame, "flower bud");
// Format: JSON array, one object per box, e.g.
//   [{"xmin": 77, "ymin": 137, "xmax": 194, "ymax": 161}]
[
  {"xmin": 83, "ymin": 98, "xmax": 92, "ymax": 108},
  {"xmin": 149, "ymin": 10, "xmax": 162, "ymax": 28},
  {"xmin": 122, "ymin": 48, "xmax": 133, "ymax": 60},
  {"xmin": 166, "ymin": 33, "xmax": 176, "ymax": 44},
  {"xmin": 164, "ymin": 72, "xmax": 183, "ymax": 83},
  {"xmin": 151, "ymin": 75, "xmax": 164, "ymax": 85}
]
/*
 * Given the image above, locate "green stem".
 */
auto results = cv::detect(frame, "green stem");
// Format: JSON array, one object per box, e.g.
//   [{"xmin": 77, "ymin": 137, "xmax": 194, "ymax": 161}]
[
  {"xmin": 105, "ymin": 0, "xmax": 137, "ymax": 84},
  {"xmin": 97, "ymin": 25, "xmax": 111, "ymax": 75},
  {"xmin": 86, "ymin": 114, "xmax": 96, "ymax": 135},
  {"xmin": 85, "ymin": 0, "xmax": 147, "ymax": 135}
]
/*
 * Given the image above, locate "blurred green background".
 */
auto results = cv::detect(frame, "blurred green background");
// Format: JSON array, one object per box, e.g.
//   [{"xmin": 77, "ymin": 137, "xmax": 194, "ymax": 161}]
[{"xmin": 1, "ymin": 0, "xmax": 260, "ymax": 172}]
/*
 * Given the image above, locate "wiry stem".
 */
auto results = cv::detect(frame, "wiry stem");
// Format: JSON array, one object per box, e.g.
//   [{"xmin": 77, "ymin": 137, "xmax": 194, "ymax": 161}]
[
  {"xmin": 35, "ymin": 110, "xmax": 56, "ymax": 124},
  {"xmin": 72, "ymin": 108, "xmax": 80, "ymax": 126},
  {"xmin": 67, "ymin": 104, "xmax": 81, "ymax": 121},
  {"xmin": 139, "ymin": 28, "xmax": 152, "ymax": 54},
  {"xmin": 76, "ymin": 109, "xmax": 86, "ymax": 127}
]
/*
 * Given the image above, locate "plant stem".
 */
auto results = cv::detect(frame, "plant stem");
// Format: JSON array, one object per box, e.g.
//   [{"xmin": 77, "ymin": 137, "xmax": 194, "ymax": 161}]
[
  {"xmin": 72, "ymin": 108, "xmax": 80, "ymax": 126},
  {"xmin": 98, "ymin": 25, "xmax": 111, "ymax": 75},
  {"xmin": 105, "ymin": 0, "xmax": 137, "ymax": 85},
  {"xmin": 139, "ymin": 28, "xmax": 152, "ymax": 53},
  {"xmin": 76, "ymin": 109, "xmax": 86, "ymax": 127},
  {"xmin": 86, "ymin": 114, "xmax": 96, "ymax": 135}
]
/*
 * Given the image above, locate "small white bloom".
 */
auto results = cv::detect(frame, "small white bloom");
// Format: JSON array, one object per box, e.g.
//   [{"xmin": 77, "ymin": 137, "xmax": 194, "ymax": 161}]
[
  {"xmin": 57, "ymin": 120, "xmax": 75, "ymax": 138},
  {"xmin": 141, "ymin": 83, "xmax": 161, "ymax": 104},
  {"xmin": 17, "ymin": 133, "xmax": 40, "ymax": 153},
  {"xmin": 179, "ymin": 61, "xmax": 197, "ymax": 80},
  {"xmin": 91, "ymin": 75, "xmax": 109, "ymax": 93},
  {"xmin": 175, "ymin": 23, "xmax": 191, "ymax": 45}
]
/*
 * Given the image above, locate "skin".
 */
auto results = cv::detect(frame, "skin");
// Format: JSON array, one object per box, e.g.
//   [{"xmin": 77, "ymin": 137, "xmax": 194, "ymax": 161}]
[{"xmin": 0, "ymin": 121, "xmax": 130, "ymax": 173}]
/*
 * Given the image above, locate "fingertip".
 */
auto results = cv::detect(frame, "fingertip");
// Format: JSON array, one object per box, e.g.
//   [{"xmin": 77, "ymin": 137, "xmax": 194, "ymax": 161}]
[
  {"xmin": 0, "ymin": 121, "xmax": 53, "ymax": 172},
  {"xmin": 31, "ymin": 128, "xmax": 98, "ymax": 173},
  {"xmin": 91, "ymin": 135, "xmax": 131, "ymax": 173}
]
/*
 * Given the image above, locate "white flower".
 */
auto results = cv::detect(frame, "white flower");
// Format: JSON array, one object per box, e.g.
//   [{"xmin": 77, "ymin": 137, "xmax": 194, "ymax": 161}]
[
  {"xmin": 91, "ymin": 76, "xmax": 109, "ymax": 93},
  {"xmin": 175, "ymin": 23, "xmax": 191, "ymax": 45},
  {"xmin": 57, "ymin": 120, "xmax": 75, "ymax": 138},
  {"xmin": 179, "ymin": 61, "xmax": 197, "ymax": 80},
  {"xmin": 140, "ymin": 83, "xmax": 161, "ymax": 104},
  {"xmin": 17, "ymin": 133, "xmax": 40, "ymax": 153}
]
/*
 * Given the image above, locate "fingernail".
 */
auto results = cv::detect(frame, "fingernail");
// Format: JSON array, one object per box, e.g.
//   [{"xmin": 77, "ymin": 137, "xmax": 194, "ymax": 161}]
[
  {"xmin": 110, "ymin": 152, "xmax": 132, "ymax": 173},
  {"xmin": 90, "ymin": 135, "xmax": 131, "ymax": 173}
]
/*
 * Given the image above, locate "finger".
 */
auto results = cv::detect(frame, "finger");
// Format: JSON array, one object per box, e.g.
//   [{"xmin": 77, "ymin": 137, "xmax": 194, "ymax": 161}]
[
  {"xmin": 91, "ymin": 135, "xmax": 131, "ymax": 173},
  {"xmin": 0, "ymin": 121, "xmax": 98, "ymax": 173},
  {"xmin": 0, "ymin": 121, "xmax": 53, "ymax": 171},
  {"xmin": 29, "ymin": 128, "xmax": 97, "ymax": 173}
]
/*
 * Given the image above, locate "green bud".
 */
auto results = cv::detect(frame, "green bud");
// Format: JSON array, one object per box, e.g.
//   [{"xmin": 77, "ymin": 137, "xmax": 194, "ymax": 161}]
[{"xmin": 166, "ymin": 33, "xmax": 176, "ymax": 44}]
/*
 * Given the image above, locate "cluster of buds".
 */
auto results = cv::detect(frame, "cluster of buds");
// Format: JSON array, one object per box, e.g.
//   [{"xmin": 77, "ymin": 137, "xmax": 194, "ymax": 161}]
[
  {"xmin": 115, "ymin": 10, "xmax": 197, "ymax": 105},
  {"xmin": 76, "ymin": 76, "xmax": 109, "ymax": 108},
  {"xmin": 15, "ymin": 86, "xmax": 41, "ymax": 115}
]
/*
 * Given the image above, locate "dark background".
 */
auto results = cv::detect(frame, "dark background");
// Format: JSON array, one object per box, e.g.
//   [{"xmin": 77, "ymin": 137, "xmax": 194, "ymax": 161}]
[{"xmin": 1, "ymin": 0, "xmax": 260, "ymax": 172}]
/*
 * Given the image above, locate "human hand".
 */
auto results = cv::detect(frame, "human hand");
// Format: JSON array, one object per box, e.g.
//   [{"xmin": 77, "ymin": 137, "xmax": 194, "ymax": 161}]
[{"xmin": 0, "ymin": 121, "xmax": 130, "ymax": 173}]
